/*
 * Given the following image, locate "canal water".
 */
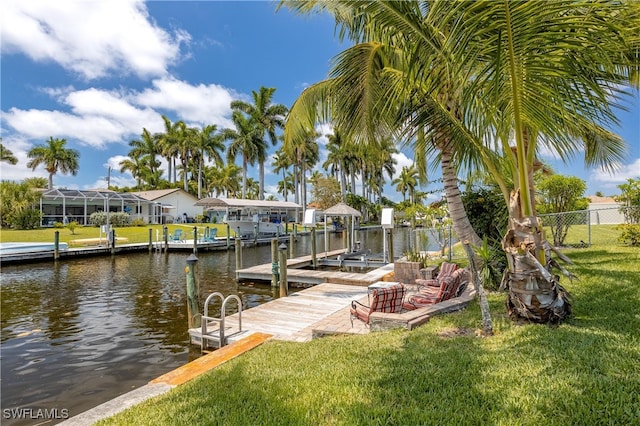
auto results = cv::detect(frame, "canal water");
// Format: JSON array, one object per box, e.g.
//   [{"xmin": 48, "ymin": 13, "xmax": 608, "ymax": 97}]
[{"xmin": 0, "ymin": 228, "xmax": 413, "ymax": 424}]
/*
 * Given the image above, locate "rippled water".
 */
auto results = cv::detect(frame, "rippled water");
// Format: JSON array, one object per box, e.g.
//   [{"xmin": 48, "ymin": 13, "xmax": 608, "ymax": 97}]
[{"xmin": 0, "ymin": 228, "xmax": 411, "ymax": 424}]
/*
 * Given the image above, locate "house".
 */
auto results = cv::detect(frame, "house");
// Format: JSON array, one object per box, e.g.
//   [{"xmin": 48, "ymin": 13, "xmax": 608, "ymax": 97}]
[
  {"xmin": 38, "ymin": 188, "xmax": 155, "ymax": 226},
  {"xmin": 131, "ymin": 189, "xmax": 203, "ymax": 223},
  {"xmin": 587, "ymin": 195, "xmax": 625, "ymax": 224}
]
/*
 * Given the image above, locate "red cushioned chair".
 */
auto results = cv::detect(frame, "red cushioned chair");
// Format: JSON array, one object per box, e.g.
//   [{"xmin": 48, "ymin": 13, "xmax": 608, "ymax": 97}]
[
  {"xmin": 350, "ymin": 284, "xmax": 406, "ymax": 326},
  {"xmin": 403, "ymin": 267, "xmax": 468, "ymax": 310}
]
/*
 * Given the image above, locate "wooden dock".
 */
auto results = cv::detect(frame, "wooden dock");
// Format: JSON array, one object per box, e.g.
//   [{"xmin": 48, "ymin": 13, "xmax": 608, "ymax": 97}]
[
  {"xmin": 189, "ymin": 283, "xmax": 370, "ymax": 347},
  {"xmin": 236, "ymin": 250, "xmax": 395, "ymax": 285}
]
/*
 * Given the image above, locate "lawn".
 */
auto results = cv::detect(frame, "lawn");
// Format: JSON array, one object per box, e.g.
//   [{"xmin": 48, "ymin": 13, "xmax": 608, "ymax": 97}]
[
  {"xmin": 0, "ymin": 223, "xmax": 310, "ymax": 246},
  {"xmin": 97, "ymin": 243, "xmax": 640, "ymax": 425}
]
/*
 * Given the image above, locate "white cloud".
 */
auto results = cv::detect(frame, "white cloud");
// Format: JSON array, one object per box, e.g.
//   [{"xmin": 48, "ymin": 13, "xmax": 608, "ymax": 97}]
[
  {"xmin": 391, "ymin": 152, "xmax": 415, "ymax": 179},
  {"xmin": 591, "ymin": 158, "xmax": 640, "ymax": 186},
  {"xmin": 135, "ymin": 78, "xmax": 236, "ymax": 127},
  {"xmin": 0, "ymin": 0, "xmax": 187, "ymax": 80}
]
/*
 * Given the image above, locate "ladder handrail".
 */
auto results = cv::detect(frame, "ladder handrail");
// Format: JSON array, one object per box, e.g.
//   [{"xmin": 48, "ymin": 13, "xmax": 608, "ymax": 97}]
[
  {"xmin": 200, "ymin": 292, "xmax": 243, "ymax": 350},
  {"xmin": 220, "ymin": 294, "xmax": 242, "ymax": 347}
]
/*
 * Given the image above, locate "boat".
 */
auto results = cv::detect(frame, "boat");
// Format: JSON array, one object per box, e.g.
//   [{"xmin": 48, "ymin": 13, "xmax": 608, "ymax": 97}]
[
  {"xmin": 195, "ymin": 198, "xmax": 302, "ymax": 239},
  {"xmin": 0, "ymin": 242, "xmax": 69, "ymax": 255}
]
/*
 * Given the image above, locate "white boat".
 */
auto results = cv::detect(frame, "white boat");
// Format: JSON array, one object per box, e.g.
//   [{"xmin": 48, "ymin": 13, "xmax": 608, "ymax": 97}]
[
  {"xmin": 195, "ymin": 198, "xmax": 301, "ymax": 239},
  {"xmin": 0, "ymin": 242, "xmax": 69, "ymax": 255}
]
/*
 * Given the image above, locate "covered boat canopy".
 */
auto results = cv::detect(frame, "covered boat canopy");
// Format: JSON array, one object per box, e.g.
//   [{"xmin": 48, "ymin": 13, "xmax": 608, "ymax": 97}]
[{"xmin": 323, "ymin": 202, "xmax": 362, "ymax": 217}]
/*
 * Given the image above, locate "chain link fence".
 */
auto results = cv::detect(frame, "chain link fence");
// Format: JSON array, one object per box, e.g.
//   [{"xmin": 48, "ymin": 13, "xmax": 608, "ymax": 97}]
[{"xmin": 539, "ymin": 206, "xmax": 636, "ymax": 247}]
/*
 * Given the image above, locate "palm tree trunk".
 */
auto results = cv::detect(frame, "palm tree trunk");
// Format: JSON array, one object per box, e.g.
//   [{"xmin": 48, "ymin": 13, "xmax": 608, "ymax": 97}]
[
  {"xmin": 440, "ymin": 146, "xmax": 482, "ymax": 249},
  {"xmin": 340, "ymin": 171, "xmax": 347, "ymax": 203},
  {"xmin": 259, "ymin": 161, "xmax": 265, "ymax": 200},
  {"xmin": 241, "ymin": 157, "xmax": 248, "ymax": 199},
  {"xmin": 502, "ymin": 190, "xmax": 571, "ymax": 323},
  {"xmin": 48, "ymin": 173, "xmax": 54, "ymax": 190}
]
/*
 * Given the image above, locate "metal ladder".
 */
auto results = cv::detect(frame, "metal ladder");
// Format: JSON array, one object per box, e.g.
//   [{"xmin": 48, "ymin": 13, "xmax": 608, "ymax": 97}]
[{"xmin": 200, "ymin": 292, "xmax": 243, "ymax": 352}]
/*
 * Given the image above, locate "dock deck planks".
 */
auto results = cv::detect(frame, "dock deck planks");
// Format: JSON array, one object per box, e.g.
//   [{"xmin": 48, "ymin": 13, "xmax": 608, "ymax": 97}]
[{"xmin": 190, "ymin": 283, "xmax": 370, "ymax": 345}]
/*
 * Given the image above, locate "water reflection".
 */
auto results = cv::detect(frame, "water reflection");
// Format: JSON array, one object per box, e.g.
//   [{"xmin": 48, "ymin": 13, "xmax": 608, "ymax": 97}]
[{"xmin": 0, "ymin": 228, "xmax": 410, "ymax": 424}]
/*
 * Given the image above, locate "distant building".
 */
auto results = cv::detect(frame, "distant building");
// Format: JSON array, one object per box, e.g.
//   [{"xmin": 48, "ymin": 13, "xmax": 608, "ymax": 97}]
[
  {"xmin": 38, "ymin": 188, "xmax": 203, "ymax": 226},
  {"xmin": 131, "ymin": 189, "xmax": 203, "ymax": 224},
  {"xmin": 587, "ymin": 195, "xmax": 625, "ymax": 224}
]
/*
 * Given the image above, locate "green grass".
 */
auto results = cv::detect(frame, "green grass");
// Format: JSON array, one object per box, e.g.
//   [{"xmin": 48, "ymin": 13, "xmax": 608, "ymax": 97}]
[
  {"xmin": 0, "ymin": 223, "xmax": 308, "ymax": 246},
  {"xmin": 97, "ymin": 244, "xmax": 640, "ymax": 426}
]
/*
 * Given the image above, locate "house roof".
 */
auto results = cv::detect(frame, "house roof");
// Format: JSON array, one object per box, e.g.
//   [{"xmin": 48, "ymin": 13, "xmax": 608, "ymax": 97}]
[
  {"xmin": 587, "ymin": 195, "xmax": 618, "ymax": 204},
  {"xmin": 195, "ymin": 197, "xmax": 301, "ymax": 210},
  {"xmin": 130, "ymin": 188, "xmax": 198, "ymax": 202},
  {"xmin": 40, "ymin": 188, "xmax": 151, "ymax": 204}
]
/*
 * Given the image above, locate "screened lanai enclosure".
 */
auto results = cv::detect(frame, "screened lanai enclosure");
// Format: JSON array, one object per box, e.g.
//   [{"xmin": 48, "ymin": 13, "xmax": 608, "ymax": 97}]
[{"xmin": 38, "ymin": 189, "xmax": 165, "ymax": 226}]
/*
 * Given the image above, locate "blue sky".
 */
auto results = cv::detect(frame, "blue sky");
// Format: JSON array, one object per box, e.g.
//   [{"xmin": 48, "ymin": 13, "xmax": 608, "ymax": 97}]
[{"xmin": 1, "ymin": 0, "xmax": 638, "ymax": 201}]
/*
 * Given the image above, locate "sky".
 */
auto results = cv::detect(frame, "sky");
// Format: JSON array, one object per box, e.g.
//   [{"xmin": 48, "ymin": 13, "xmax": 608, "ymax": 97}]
[{"xmin": 1, "ymin": 0, "xmax": 638, "ymax": 202}]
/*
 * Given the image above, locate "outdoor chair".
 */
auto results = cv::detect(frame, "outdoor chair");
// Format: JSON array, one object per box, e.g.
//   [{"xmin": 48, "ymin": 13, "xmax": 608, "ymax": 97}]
[
  {"xmin": 203, "ymin": 227, "xmax": 217, "ymax": 242},
  {"xmin": 403, "ymin": 267, "xmax": 468, "ymax": 310},
  {"xmin": 350, "ymin": 283, "xmax": 406, "ymax": 326},
  {"xmin": 170, "ymin": 229, "xmax": 184, "ymax": 242}
]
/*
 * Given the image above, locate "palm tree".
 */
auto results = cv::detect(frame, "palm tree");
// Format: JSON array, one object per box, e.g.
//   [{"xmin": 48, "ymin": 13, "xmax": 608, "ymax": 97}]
[
  {"xmin": 283, "ymin": 1, "xmax": 637, "ymax": 323},
  {"xmin": 283, "ymin": 126, "xmax": 319, "ymax": 210},
  {"xmin": 26, "ymin": 137, "xmax": 80, "ymax": 189},
  {"xmin": 119, "ymin": 155, "xmax": 147, "ymax": 189},
  {"xmin": 224, "ymin": 110, "xmax": 264, "ymax": 198},
  {"xmin": 277, "ymin": 172, "xmax": 295, "ymax": 201},
  {"xmin": 193, "ymin": 125, "xmax": 225, "ymax": 199},
  {"xmin": 0, "ymin": 141, "xmax": 18, "ymax": 165},
  {"xmin": 157, "ymin": 115, "xmax": 181, "ymax": 185},
  {"xmin": 392, "ymin": 166, "xmax": 419, "ymax": 203},
  {"xmin": 323, "ymin": 129, "xmax": 359, "ymax": 202},
  {"xmin": 128, "ymin": 128, "xmax": 161, "ymax": 178},
  {"xmin": 272, "ymin": 147, "xmax": 293, "ymax": 201},
  {"xmin": 231, "ymin": 86, "xmax": 288, "ymax": 200}
]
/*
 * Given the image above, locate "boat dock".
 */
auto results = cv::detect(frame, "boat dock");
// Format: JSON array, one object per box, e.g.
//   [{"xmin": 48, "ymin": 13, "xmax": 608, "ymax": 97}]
[
  {"xmin": 235, "ymin": 249, "xmax": 395, "ymax": 285},
  {"xmin": 188, "ymin": 282, "xmax": 371, "ymax": 348}
]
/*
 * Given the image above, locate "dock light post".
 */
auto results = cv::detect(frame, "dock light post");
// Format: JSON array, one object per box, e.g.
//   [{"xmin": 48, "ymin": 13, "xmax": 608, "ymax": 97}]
[
  {"xmin": 185, "ymin": 254, "xmax": 201, "ymax": 329},
  {"xmin": 278, "ymin": 243, "xmax": 288, "ymax": 297}
]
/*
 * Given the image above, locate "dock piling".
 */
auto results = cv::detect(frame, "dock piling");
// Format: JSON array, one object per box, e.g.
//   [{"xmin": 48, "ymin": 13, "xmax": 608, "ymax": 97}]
[
  {"xmin": 235, "ymin": 238, "xmax": 242, "ymax": 270},
  {"xmin": 271, "ymin": 239, "xmax": 279, "ymax": 288},
  {"xmin": 185, "ymin": 254, "xmax": 201, "ymax": 329},
  {"xmin": 54, "ymin": 231, "xmax": 60, "ymax": 260},
  {"xmin": 148, "ymin": 228, "xmax": 153, "ymax": 252},
  {"xmin": 193, "ymin": 227, "xmax": 198, "ymax": 254},
  {"xmin": 278, "ymin": 243, "xmax": 288, "ymax": 297},
  {"xmin": 289, "ymin": 234, "xmax": 294, "ymax": 258},
  {"xmin": 311, "ymin": 227, "xmax": 317, "ymax": 268}
]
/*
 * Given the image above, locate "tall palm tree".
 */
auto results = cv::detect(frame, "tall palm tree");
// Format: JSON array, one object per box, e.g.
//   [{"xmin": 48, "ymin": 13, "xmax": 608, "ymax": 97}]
[
  {"xmin": 272, "ymin": 146, "xmax": 293, "ymax": 201},
  {"xmin": 193, "ymin": 124, "xmax": 225, "ymax": 199},
  {"xmin": 231, "ymin": 86, "xmax": 288, "ymax": 200},
  {"xmin": 0, "ymin": 142, "xmax": 18, "ymax": 165},
  {"xmin": 392, "ymin": 166, "xmax": 419, "ymax": 203},
  {"xmin": 119, "ymin": 155, "xmax": 147, "ymax": 189},
  {"xmin": 277, "ymin": 172, "xmax": 295, "ymax": 201},
  {"xmin": 224, "ymin": 110, "xmax": 265, "ymax": 198},
  {"xmin": 128, "ymin": 128, "xmax": 161, "ymax": 178},
  {"xmin": 157, "ymin": 115, "xmax": 181, "ymax": 185},
  {"xmin": 283, "ymin": 126, "xmax": 319, "ymax": 210},
  {"xmin": 283, "ymin": 0, "xmax": 637, "ymax": 323},
  {"xmin": 26, "ymin": 137, "xmax": 80, "ymax": 189}
]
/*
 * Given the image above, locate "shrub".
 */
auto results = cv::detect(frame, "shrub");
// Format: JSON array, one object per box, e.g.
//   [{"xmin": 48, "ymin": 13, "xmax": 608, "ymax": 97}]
[
  {"xmin": 54, "ymin": 221, "xmax": 64, "ymax": 228},
  {"xmin": 67, "ymin": 221, "xmax": 79, "ymax": 235},
  {"xmin": 131, "ymin": 218, "xmax": 146, "ymax": 227},
  {"xmin": 616, "ymin": 224, "xmax": 640, "ymax": 246},
  {"xmin": 10, "ymin": 208, "xmax": 42, "ymax": 230},
  {"xmin": 88, "ymin": 211, "xmax": 131, "ymax": 227}
]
